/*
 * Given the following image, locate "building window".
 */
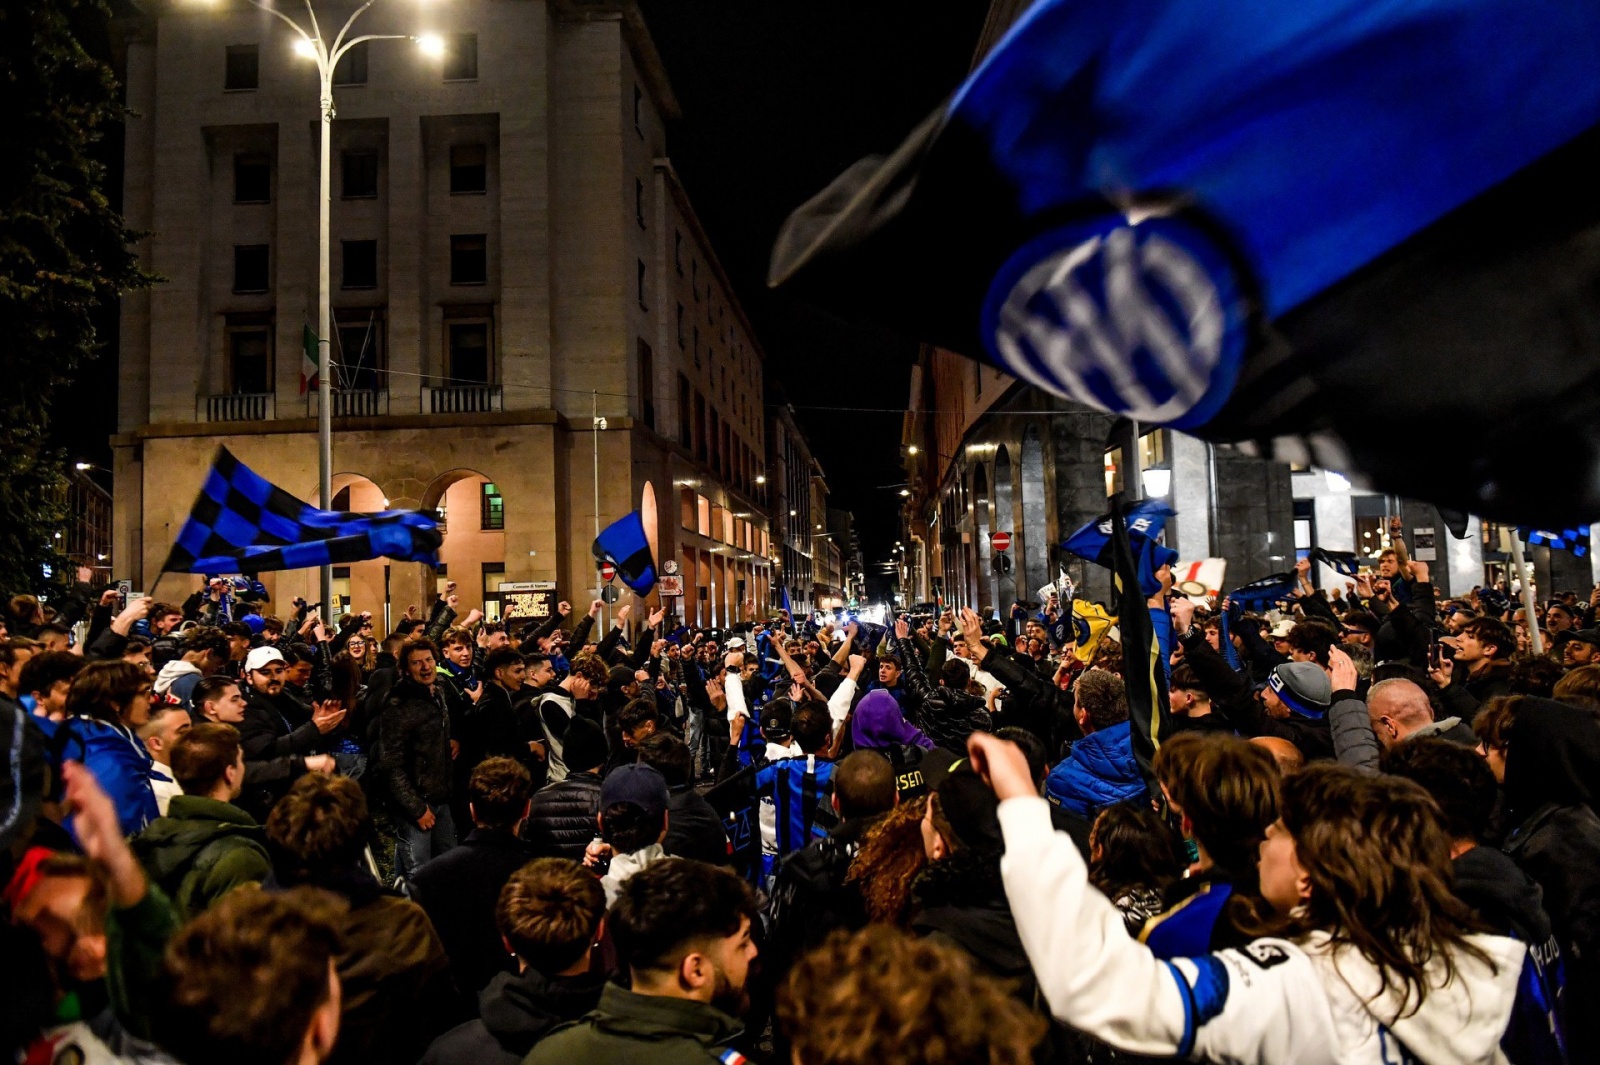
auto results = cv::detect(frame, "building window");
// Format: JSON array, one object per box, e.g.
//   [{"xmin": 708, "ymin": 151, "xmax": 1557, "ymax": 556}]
[
  {"xmin": 450, "ymin": 234, "xmax": 487, "ymax": 285},
  {"xmin": 341, "ymin": 150, "xmax": 378, "ymax": 198},
  {"xmin": 224, "ymin": 45, "xmax": 258, "ymax": 91},
  {"xmin": 709, "ymin": 409, "xmax": 720, "ymax": 472},
  {"xmin": 233, "ymin": 245, "xmax": 269, "ymax": 293},
  {"xmin": 694, "ymin": 391, "xmax": 707, "ymax": 463},
  {"xmin": 449, "ymin": 144, "xmax": 487, "ymax": 194},
  {"xmin": 676, "ymin": 303, "xmax": 685, "ymax": 348},
  {"xmin": 446, "ymin": 319, "xmax": 491, "ymax": 382},
  {"xmin": 233, "ymin": 153, "xmax": 270, "ymax": 203},
  {"xmin": 691, "ymin": 260, "xmax": 699, "ymax": 300},
  {"xmin": 481, "ymin": 562, "xmax": 505, "ymax": 604},
  {"xmin": 442, "ymin": 33, "xmax": 478, "ymax": 81},
  {"xmin": 635, "ymin": 179, "xmax": 646, "ymax": 228},
  {"xmin": 335, "ymin": 314, "xmax": 383, "ymax": 391},
  {"xmin": 332, "ymin": 40, "xmax": 368, "ymax": 85},
  {"xmin": 692, "ymin": 325, "xmax": 700, "ymax": 368},
  {"xmin": 674, "ymin": 230, "xmax": 683, "ymax": 275},
  {"xmin": 226, "ymin": 322, "xmax": 271, "ymax": 393},
  {"xmin": 340, "ymin": 239, "xmax": 378, "ymax": 289},
  {"xmin": 636, "ymin": 259, "xmax": 647, "ymax": 310},
  {"xmin": 480, "ymin": 483, "xmax": 504, "ymax": 530},
  {"xmin": 677, "ymin": 373, "xmax": 692, "ymax": 449},
  {"xmin": 633, "ymin": 84, "xmax": 643, "ymax": 137},
  {"xmin": 636, "ymin": 339, "xmax": 655, "ymax": 429}
]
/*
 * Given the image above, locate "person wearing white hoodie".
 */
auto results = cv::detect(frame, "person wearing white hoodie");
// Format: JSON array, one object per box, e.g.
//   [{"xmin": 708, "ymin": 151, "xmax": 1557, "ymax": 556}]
[
  {"xmin": 966, "ymin": 733, "xmax": 1524, "ymax": 1065},
  {"xmin": 155, "ymin": 631, "xmax": 230, "ymax": 712}
]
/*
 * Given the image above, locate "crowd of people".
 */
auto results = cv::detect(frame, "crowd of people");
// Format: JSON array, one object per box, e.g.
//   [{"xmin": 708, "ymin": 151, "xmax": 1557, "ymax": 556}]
[{"xmin": 1, "ymin": 515, "xmax": 1597, "ymax": 1064}]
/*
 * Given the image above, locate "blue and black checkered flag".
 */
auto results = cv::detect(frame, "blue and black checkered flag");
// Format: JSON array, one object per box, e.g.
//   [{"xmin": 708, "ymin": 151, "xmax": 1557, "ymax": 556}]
[
  {"xmin": 163, "ymin": 448, "xmax": 442, "ymax": 575},
  {"xmin": 1308, "ymin": 548, "xmax": 1361, "ymax": 577},
  {"xmin": 593, "ymin": 511, "xmax": 656, "ymax": 595}
]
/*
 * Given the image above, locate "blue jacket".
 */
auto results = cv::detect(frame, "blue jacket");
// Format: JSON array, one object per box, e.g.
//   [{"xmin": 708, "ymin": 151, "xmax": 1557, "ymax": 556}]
[
  {"xmin": 36, "ymin": 716, "xmax": 161, "ymax": 840},
  {"xmin": 1045, "ymin": 720, "xmax": 1146, "ymax": 818}
]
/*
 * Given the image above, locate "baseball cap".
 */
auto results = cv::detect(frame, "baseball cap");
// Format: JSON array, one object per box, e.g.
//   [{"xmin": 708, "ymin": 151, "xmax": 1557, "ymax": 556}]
[
  {"xmin": 1269, "ymin": 619, "xmax": 1295, "ymax": 639},
  {"xmin": 1268, "ymin": 661, "xmax": 1333, "ymax": 718},
  {"xmin": 600, "ymin": 762, "xmax": 669, "ymax": 823},
  {"xmin": 725, "ymin": 636, "xmax": 747, "ymax": 650},
  {"xmin": 1570, "ymin": 629, "xmax": 1600, "ymax": 649},
  {"xmin": 934, "ymin": 768, "xmax": 1004, "ymax": 855},
  {"xmin": 244, "ymin": 646, "xmax": 285, "ymax": 673},
  {"xmin": 239, "ymin": 613, "xmax": 266, "ymax": 635}
]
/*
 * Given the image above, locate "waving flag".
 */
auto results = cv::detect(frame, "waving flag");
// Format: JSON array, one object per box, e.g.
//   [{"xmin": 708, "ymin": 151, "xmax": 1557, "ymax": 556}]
[
  {"xmin": 771, "ymin": 0, "xmax": 1600, "ymax": 527},
  {"xmin": 593, "ymin": 512, "xmax": 657, "ymax": 595},
  {"xmin": 1068, "ymin": 600, "xmax": 1115, "ymax": 664},
  {"xmin": 1226, "ymin": 573, "xmax": 1298, "ymax": 613},
  {"xmin": 1108, "ymin": 501, "xmax": 1168, "ymax": 791},
  {"xmin": 1522, "ymin": 526, "xmax": 1591, "ymax": 558},
  {"xmin": 163, "ymin": 448, "xmax": 440, "ymax": 574},
  {"xmin": 1308, "ymin": 548, "xmax": 1361, "ymax": 577},
  {"xmin": 1063, "ymin": 499, "xmax": 1178, "ymax": 598}
]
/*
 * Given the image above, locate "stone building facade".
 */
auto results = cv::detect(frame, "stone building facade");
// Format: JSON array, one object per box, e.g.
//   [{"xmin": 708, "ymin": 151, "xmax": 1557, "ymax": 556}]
[{"xmin": 113, "ymin": 0, "xmax": 770, "ymax": 623}]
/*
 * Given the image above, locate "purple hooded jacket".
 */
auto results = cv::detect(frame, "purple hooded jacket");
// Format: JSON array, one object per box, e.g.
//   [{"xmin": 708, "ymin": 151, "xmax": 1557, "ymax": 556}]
[{"xmin": 850, "ymin": 690, "xmax": 935, "ymax": 752}]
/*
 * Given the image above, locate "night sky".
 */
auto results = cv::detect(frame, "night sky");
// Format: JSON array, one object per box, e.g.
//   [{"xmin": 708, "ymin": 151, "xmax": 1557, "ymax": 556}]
[
  {"xmin": 636, "ymin": 0, "xmax": 991, "ymax": 584},
  {"xmin": 63, "ymin": 1, "xmax": 992, "ymax": 592}
]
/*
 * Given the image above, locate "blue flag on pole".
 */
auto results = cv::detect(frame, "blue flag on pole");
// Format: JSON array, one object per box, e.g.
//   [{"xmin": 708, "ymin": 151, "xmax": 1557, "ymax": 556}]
[
  {"xmin": 780, "ymin": 584, "xmax": 793, "ymax": 616},
  {"xmin": 772, "ymin": 0, "xmax": 1600, "ymax": 527},
  {"xmin": 593, "ymin": 512, "xmax": 657, "ymax": 595},
  {"xmin": 163, "ymin": 448, "xmax": 440, "ymax": 575},
  {"xmin": 1063, "ymin": 500, "xmax": 1177, "ymax": 598}
]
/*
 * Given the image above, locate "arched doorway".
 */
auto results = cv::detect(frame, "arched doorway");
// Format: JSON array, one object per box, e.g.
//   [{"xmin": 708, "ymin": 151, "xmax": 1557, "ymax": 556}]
[
  {"xmin": 994, "ymin": 446, "xmax": 1016, "ymax": 608},
  {"xmin": 421, "ymin": 468, "xmax": 507, "ymax": 618},
  {"xmin": 1021, "ymin": 427, "xmax": 1049, "ymax": 598},
  {"xmin": 973, "ymin": 463, "xmax": 992, "ymax": 614},
  {"xmin": 329, "ymin": 473, "xmax": 387, "ymax": 619}
]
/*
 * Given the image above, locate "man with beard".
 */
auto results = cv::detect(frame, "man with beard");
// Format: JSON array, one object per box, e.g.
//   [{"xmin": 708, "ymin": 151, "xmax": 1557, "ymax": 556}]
[
  {"xmin": 236, "ymin": 646, "xmax": 345, "ymax": 818},
  {"xmin": 526, "ymin": 858, "xmax": 759, "ymax": 1065}
]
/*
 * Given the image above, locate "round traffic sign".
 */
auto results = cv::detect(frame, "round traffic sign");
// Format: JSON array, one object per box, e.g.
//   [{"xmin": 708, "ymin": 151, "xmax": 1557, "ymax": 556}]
[
  {"xmin": 599, "ymin": 561, "xmax": 617, "ymax": 582},
  {"xmin": 992, "ymin": 531, "xmax": 1012, "ymax": 552}
]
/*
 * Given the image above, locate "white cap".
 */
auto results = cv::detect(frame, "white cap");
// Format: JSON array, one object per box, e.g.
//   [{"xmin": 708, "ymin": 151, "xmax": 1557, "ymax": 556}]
[
  {"xmin": 725, "ymin": 636, "xmax": 747, "ymax": 650},
  {"xmin": 1270, "ymin": 619, "xmax": 1295, "ymax": 639},
  {"xmin": 244, "ymin": 646, "xmax": 285, "ymax": 673}
]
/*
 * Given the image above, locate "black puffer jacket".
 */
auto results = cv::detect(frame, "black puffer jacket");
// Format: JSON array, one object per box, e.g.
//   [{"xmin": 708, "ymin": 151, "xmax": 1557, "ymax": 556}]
[
  {"xmin": 377, "ymin": 678, "xmax": 454, "ymax": 821},
  {"xmin": 421, "ymin": 967, "xmax": 607, "ymax": 1065},
  {"xmin": 522, "ymin": 771, "xmax": 603, "ymax": 860},
  {"xmin": 892, "ymin": 637, "xmax": 992, "ymax": 752},
  {"xmin": 1501, "ymin": 699, "xmax": 1600, "ymax": 1063}
]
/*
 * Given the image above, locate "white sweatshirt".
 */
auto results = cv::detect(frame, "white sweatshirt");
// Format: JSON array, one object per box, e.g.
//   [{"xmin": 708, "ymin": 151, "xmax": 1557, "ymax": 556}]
[{"xmin": 997, "ymin": 796, "xmax": 1525, "ymax": 1064}]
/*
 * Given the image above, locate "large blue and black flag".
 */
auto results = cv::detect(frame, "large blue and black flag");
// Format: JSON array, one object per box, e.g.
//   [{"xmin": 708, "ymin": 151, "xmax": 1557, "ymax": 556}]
[
  {"xmin": 1226, "ymin": 573, "xmax": 1298, "ymax": 613},
  {"xmin": 163, "ymin": 448, "xmax": 441, "ymax": 574},
  {"xmin": 1063, "ymin": 499, "xmax": 1177, "ymax": 598},
  {"xmin": 593, "ymin": 512, "xmax": 657, "ymax": 595},
  {"xmin": 771, "ymin": 0, "xmax": 1600, "ymax": 527}
]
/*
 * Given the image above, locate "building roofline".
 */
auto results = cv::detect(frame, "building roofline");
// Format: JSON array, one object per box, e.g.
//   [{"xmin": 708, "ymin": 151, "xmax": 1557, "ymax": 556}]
[
  {"xmin": 553, "ymin": 1, "xmax": 683, "ymax": 121},
  {"xmin": 654, "ymin": 156, "xmax": 766, "ymax": 365}
]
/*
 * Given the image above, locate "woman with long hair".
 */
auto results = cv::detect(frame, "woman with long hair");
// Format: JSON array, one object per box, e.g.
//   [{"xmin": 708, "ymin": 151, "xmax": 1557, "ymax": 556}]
[
  {"xmin": 846, "ymin": 795, "xmax": 930, "ymax": 927},
  {"xmin": 969, "ymin": 733, "xmax": 1522, "ymax": 1064}
]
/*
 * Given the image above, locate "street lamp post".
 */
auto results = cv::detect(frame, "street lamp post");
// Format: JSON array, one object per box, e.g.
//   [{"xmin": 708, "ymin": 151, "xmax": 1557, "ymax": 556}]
[{"xmin": 220, "ymin": 0, "xmax": 440, "ymax": 611}]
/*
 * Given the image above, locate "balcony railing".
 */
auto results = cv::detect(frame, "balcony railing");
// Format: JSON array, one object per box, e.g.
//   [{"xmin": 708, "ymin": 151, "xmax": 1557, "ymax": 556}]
[
  {"xmin": 429, "ymin": 384, "xmax": 502, "ymax": 414},
  {"xmin": 308, "ymin": 389, "xmax": 389, "ymax": 417},
  {"xmin": 202, "ymin": 393, "xmax": 274, "ymax": 422}
]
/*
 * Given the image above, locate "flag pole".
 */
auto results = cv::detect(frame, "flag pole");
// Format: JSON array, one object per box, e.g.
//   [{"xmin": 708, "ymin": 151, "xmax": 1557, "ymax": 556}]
[
  {"xmin": 593, "ymin": 391, "xmax": 605, "ymax": 630},
  {"xmin": 1509, "ymin": 530, "xmax": 1543, "ymax": 655}
]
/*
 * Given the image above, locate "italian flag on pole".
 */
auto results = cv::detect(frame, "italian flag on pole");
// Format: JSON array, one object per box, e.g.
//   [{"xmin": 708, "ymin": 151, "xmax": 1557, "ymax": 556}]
[{"xmin": 300, "ymin": 324, "xmax": 319, "ymax": 395}]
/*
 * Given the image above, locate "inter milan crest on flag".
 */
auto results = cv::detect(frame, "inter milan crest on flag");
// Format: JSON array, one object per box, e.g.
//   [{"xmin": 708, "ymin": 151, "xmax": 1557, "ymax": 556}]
[
  {"xmin": 163, "ymin": 448, "xmax": 441, "ymax": 575},
  {"xmin": 771, "ymin": 0, "xmax": 1600, "ymax": 527}
]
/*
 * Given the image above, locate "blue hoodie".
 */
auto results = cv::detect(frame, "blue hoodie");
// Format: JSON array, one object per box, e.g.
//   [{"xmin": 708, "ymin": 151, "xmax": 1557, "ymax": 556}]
[{"xmin": 1045, "ymin": 720, "xmax": 1146, "ymax": 818}]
